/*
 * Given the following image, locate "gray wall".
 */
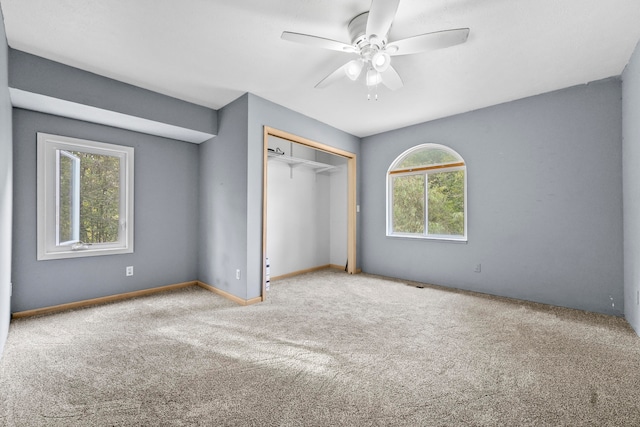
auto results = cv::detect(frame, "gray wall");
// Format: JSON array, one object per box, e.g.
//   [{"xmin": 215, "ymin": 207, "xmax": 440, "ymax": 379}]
[
  {"xmin": 198, "ymin": 94, "xmax": 250, "ymax": 298},
  {"xmin": 0, "ymin": 7, "xmax": 13, "ymax": 357},
  {"xmin": 623, "ymin": 40, "xmax": 640, "ymax": 333},
  {"xmin": 12, "ymin": 109, "xmax": 200, "ymax": 311},
  {"xmin": 9, "ymin": 49, "xmax": 217, "ymax": 135},
  {"xmin": 361, "ymin": 78, "xmax": 623, "ymax": 316}
]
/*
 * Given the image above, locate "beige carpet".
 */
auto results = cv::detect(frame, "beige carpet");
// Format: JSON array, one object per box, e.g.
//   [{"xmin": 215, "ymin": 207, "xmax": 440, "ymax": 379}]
[{"xmin": 1, "ymin": 269, "xmax": 640, "ymax": 426}]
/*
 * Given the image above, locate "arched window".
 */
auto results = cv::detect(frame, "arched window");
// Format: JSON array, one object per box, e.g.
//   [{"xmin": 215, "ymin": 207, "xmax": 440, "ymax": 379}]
[{"xmin": 387, "ymin": 144, "xmax": 466, "ymax": 241}]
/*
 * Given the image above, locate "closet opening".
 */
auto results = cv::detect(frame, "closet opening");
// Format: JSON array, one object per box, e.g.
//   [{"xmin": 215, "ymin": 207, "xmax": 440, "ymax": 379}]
[{"xmin": 262, "ymin": 127, "xmax": 357, "ymax": 300}]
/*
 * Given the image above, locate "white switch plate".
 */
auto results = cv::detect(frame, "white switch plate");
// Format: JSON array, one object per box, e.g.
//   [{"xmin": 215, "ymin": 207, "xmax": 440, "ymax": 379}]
[{"xmin": 126, "ymin": 266, "xmax": 134, "ymax": 276}]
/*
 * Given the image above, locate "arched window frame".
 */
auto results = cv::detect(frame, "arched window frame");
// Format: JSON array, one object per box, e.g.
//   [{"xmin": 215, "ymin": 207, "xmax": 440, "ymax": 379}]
[{"xmin": 386, "ymin": 143, "xmax": 467, "ymax": 241}]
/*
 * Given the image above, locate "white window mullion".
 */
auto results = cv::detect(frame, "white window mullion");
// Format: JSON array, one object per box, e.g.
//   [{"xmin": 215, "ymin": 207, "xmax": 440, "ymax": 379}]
[
  {"xmin": 424, "ymin": 172, "xmax": 429, "ymax": 237},
  {"xmin": 72, "ymin": 154, "xmax": 80, "ymax": 243},
  {"xmin": 55, "ymin": 149, "xmax": 61, "ymax": 246}
]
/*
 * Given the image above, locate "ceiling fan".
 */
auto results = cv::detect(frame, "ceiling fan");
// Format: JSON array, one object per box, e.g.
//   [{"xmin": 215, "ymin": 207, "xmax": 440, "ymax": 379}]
[{"xmin": 281, "ymin": 0, "xmax": 469, "ymax": 98}]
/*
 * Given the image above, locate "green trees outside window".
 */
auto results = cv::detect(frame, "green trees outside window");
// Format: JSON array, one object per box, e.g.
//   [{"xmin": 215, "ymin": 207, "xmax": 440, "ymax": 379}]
[
  {"xmin": 58, "ymin": 151, "xmax": 121, "ymax": 245},
  {"xmin": 392, "ymin": 174, "xmax": 425, "ymax": 233},
  {"xmin": 426, "ymin": 170, "xmax": 464, "ymax": 236}
]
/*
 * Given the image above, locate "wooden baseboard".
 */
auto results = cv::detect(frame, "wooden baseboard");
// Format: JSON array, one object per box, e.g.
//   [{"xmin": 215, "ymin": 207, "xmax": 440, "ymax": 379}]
[
  {"xmin": 271, "ymin": 264, "xmax": 360, "ymax": 281},
  {"xmin": 270, "ymin": 265, "xmax": 331, "ymax": 281},
  {"xmin": 329, "ymin": 265, "xmax": 362, "ymax": 274},
  {"xmin": 11, "ymin": 268, "xmax": 362, "ymax": 319},
  {"xmin": 196, "ymin": 281, "xmax": 262, "ymax": 306},
  {"xmin": 11, "ymin": 281, "xmax": 198, "ymax": 319}
]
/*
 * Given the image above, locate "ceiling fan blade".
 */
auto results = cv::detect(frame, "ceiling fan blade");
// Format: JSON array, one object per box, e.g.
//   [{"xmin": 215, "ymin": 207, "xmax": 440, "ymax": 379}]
[
  {"xmin": 380, "ymin": 65, "xmax": 403, "ymax": 90},
  {"xmin": 281, "ymin": 31, "xmax": 356, "ymax": 53},
  {"xmin": 315, "ymin": 63, "xmax": 348, "ymax": 89},
  {"xmin": 387, "ymin": 28, "xmax": 470, "ymax": 56},
  {"xmin": 366, "ymin": 0, "xmax": 400, "ymax": 41}
]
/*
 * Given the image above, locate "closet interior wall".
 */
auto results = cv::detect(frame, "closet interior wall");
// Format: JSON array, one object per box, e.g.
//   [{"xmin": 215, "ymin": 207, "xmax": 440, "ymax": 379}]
[{"xmin": 266, "ymin": 136, "xmax": 347, "ymax": 278}]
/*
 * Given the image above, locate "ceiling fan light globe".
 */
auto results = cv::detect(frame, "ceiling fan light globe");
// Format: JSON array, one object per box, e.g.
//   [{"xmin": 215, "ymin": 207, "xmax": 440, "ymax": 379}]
[
  {"xmin": 366, "ymin": 68, "xmax": 382, "ymax": 87},
  {"xmin": 372, "ymin": 51, "xmax": 391, "ymax": 72},
  {"xmin": 345, "ymin": 59, "xmax": 364, "ymax": 81}
]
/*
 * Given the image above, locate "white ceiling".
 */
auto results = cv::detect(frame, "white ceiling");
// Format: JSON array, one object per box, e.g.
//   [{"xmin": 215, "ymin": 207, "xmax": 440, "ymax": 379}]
[{"xmin": 1, "ymin": 0, "xmax": 639, "ymax": 137}]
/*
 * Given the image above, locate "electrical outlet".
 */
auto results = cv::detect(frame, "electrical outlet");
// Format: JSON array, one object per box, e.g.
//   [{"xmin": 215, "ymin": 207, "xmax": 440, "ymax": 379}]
[
  {"xmin": 474, "ymin": 263, "xmax": 481, "ymax": 273},
  {"xmin": 236, "ymin": 269, "xmax": 241, "ymax": 280},
  {"xmin": 126, "ymin": 266, "xmax": 134, "ymax": 277}
]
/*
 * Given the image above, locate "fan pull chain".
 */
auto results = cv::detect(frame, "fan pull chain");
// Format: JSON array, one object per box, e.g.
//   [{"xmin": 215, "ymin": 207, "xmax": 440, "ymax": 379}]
[{"xmin": 368, "ymin": 87, "xmax": 378, "ymax": 101}]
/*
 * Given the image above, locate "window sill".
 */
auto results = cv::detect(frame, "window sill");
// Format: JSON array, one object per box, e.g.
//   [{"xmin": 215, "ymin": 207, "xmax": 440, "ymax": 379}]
[
  {"xmin": 386, "ymin": 233, "xmax": 468, "ymax": 243},
  {"xmin": 37, "ymin": 246, "xmax": 133, "ymax": 261}
]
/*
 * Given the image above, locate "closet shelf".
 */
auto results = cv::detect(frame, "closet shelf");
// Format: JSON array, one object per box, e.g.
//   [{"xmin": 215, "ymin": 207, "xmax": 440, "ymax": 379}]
[{"xmin": 268, "ymin": 152, "xmax": 337, "ymax": 174}]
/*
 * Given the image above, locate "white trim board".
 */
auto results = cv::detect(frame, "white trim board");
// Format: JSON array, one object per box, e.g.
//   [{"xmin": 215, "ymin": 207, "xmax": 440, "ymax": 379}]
[{"xmin": 9, "ymin": 88, "xmax": 216, "ymax": 144}]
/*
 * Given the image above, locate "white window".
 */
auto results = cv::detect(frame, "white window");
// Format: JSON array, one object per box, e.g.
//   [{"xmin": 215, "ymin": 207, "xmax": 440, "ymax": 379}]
[
  {"xmin": 387, "ymin": 144, "xmax": 466, "ymax": 241},
  {"xmin": 37, "ymin": 133, "xmax": 134, "ymax": 260}
]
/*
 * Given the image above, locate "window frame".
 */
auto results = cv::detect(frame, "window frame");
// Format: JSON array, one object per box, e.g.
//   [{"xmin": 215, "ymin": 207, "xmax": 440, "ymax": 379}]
[
  {"xmin": 386, "ymin": 143, "xmax": 467, "ymax": 242},
  {"xmin": 37, "ymin": 133, "xmax": 134, "ymax": 260}
]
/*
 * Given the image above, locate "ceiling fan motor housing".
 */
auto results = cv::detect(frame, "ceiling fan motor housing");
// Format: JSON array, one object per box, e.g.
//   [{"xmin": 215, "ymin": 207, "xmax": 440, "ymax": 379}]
[
  {"xmin": 349, "ymin": 12, "xmax": 380, "ymax": 48},
  {"xmin": 349, "ymin": 12, "xmax": 389, "ymax": 66}
]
